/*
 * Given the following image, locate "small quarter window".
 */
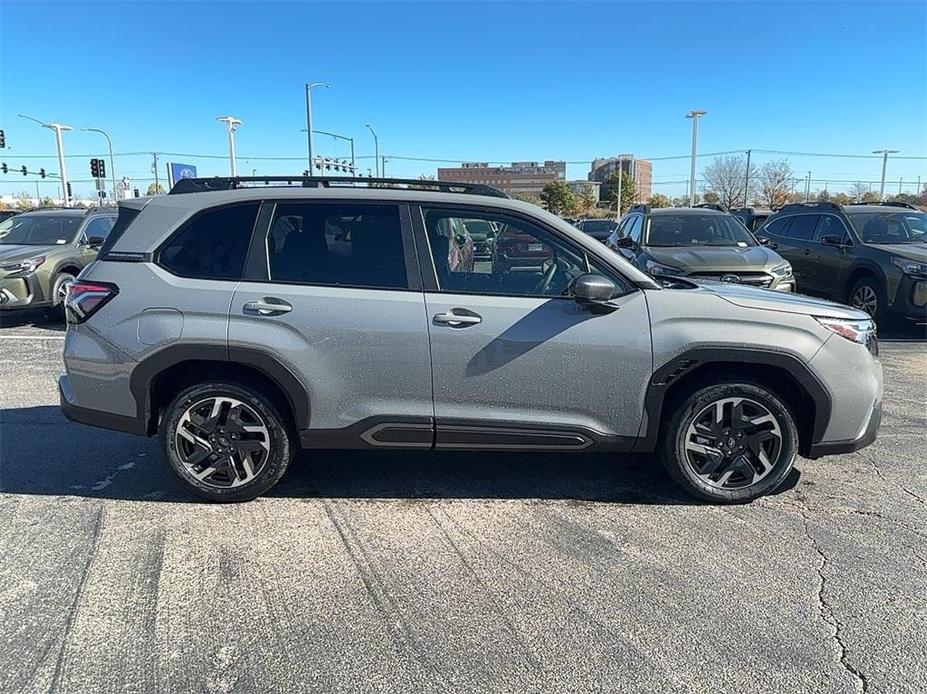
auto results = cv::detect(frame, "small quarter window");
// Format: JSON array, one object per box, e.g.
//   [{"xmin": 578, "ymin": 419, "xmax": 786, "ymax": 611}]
[{"xmin": 159, "ymin": 203, "xmax": 259, "ymax": 280}]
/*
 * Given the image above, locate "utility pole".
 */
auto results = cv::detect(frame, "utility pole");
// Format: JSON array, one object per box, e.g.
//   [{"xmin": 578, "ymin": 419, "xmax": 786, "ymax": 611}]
[
  {"xmin": 365, "ymin": 123, "xmax": 380, "ymax": 177},
  {"xmin": 151, "ymin": 152, "xmax": 160, "ymax": 194},
  {"xmin": 805, "ymin": 171, "xmax": 811, "ymax": 202},
  {"xmin": 82, "ymin": 127, "xmax": 117, "ymax": 206},
  {"xmin": 19, "ymin": 114, "xmax": 72, "ymax": 206},
  {"xmin": 216, "ymin": 116, "xmax": 242, "ymax": 176},
  {"xmin": 685, "ymin": 110, "xmax": 706, "ymax": 207},
  {"xmin": 872, "ymin": 149, "xmax": 899, "ymax": 201},
  {"xmin": 381, "ymin": 156, "xmax": 389, "ymax": 177},
  {"xmin": 743, "ymin": 149, "xmax": 752, "ymax": 208},
  {"xmin": 899, "ymin": 177, "xmax": 903, "ymax": 195},
  {"xmin": 305, "ymin": 82, "xmax": 331, "ymax": 173}
]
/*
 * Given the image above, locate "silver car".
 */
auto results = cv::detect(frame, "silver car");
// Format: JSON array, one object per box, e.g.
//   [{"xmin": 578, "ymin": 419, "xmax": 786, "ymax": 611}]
[{"xmin": 60, "ymin": 177, "xmax": 883, "ymax": 503}]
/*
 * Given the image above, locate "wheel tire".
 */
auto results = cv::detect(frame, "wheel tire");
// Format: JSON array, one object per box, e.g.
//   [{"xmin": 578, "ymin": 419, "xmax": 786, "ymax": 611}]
[
  {"xmin": 48, "ymin": 272, "xmax": 75, "ymax": 319},
  {"xmin": 160, "ymin": 382, "xmax": 294, "ymax": 502},
  {"xmin": 659, "ymin": 381, "xmax": 799, "ymax": 503},
  {"xmin": 848, "ymin": 276, "xmax": 886, "ymax": 322}
]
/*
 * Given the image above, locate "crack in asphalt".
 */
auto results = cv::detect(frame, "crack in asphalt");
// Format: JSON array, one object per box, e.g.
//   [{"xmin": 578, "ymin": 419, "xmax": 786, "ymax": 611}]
[{"xmin": 864, "ymin": 453, "xmax": 927, "ymax": 507}]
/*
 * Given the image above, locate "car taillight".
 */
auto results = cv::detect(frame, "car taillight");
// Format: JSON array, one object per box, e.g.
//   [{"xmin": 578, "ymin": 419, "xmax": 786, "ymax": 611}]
[{"xmin": 65, "ymin": 280, "xmax": 119, "ymax": 323}]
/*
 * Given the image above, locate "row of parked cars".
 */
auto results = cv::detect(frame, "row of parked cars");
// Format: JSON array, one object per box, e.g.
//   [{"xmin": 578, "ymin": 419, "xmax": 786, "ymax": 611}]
[{"xmin": 573, "ymin": 201, "xmax": 927, "ymax": 325}]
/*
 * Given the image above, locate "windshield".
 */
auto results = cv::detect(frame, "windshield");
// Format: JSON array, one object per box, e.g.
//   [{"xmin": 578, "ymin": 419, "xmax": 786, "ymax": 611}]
[
  {"xmin": 847, "ymin": 211, "xmax": 927, "ymax": 244},
  {"xmin": 0, "ymin": 214, "xmax": 82, "ymax": 246},
  {"xmin": 645, "ymin": 214, "xmax": 757, "ymax": 247},
  {"xmin": 579, "ymin": 220, "xmax": 618, "ymax": 233}
]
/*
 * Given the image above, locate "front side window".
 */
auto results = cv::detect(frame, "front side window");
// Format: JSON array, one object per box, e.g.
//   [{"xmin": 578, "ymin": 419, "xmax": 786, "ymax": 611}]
[
  {"xmin": 423, "ymin": 208, "xmax": 618, "ymax": 298},
  {"xmin": 267, "ymin": 203, "xmax": 407, "ymax": 289},
  {"xmin": 626, "ymin": 215, "xmax": 644, "ymax": 244},
  {"xmin": 82, "ymin": 216, "xmax": 114, "ymax": 242},
  {"xmin": 159, "ymin": 203, "xmax": 259, "ymax": 280},
  {"xmin": 847, "ymin": 211, "xmax": 927, "ymax": 244},
  {"xmin": 0, "ymin": 214, "xmax": 82, "ymax": 246},
  {"xmin": 644, "ymin": 214, "xmax": 756, "ymax": 247},
  {"xmin": 814, "ymin": 215, "xmax": 851, "ymax": 244}
]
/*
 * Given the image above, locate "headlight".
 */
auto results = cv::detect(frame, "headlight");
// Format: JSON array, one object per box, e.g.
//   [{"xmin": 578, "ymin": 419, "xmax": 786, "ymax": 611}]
[
  {"xmin": 770, "ymin": 262, "xmax": 793, "ymax": 278},
  {"xmin": 815, "ymin": 316, "xmax": 876, "ymax": 345},
  {"xmin": 644, "ymin": 258, "xmax": 685, "ymax": 277},
  {"xmin": 890, "ymin": 256, "xmax": 927, "ymax": 277},
  {"xmin": 0, "ymin": 255, "xmax": 46, "ymax": 274}
]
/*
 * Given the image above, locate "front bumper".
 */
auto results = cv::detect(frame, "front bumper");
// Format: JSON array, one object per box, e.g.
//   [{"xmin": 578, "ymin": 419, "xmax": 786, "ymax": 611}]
[
  {"xmin": 889, "ymin": 274, "xmax": 927, "ymax": 321},
  {"xmin": 807, "ymin": 400, "xmax": 881, "ymax": 458},
  {"xmin": 0, "ymin": 272, "xmax": 50, "ymax": 309}
]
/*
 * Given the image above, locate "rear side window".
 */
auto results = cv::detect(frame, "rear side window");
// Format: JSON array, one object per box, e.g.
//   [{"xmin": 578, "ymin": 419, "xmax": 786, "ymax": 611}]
[
  {"xmin": 266, "ymin": 202, "xmax": 407, "ymax": 289},
  {"xmin": 760, "ymin": 216, "xmax": 792, "ymax": 237},
  {"xmin": 97, "ymin": 207, "xmax": 139, "ymax": 258},
  {"xmin": 784, "ymin": 215, "xmax": 818, "ymax": 241},
  {"xmin": 159, "ymin": 203, "xmax": 259, "ymax": 280}
]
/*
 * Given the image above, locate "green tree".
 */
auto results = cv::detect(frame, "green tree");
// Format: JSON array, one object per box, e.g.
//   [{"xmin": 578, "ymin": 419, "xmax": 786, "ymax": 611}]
[
  {"xmin": 702, "ymin": 191, "xmax": 720, "ymax": 204},
  {"xmin": 861, "ymin": 191, "xmax": 880, "ymax": 203},
  {"xmin": 605, "ymin": 171, "xmax": 636, "ymax": 215},
  {"xmin": 40, "ymin": 196, "xmax": 55, "ymax": 208},
  {"xmin": 578, "ymin": 184, "xmax": 597, "ymax": 213},
  {"xmin": 146, "ymin": 182, "xmax": 165, "ymax": 196},
  {"xmin": 650, "ymin": 193, "xmax": 671, "ymax": 208},
  {"xmin": 539, "ymin": 180, "xmax": 577, "ymax": 216},
  {"xmin": 831, "ymin": 192, "xmax": 851, "ymax": 206}
]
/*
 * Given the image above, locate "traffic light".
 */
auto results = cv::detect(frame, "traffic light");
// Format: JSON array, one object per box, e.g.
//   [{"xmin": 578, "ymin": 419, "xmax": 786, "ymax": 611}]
[
  {"xmin": 67, "ymin": 182, "xmax": 73, "ymax": 198},
  {"xmin": 0, "ymin": 130, "xmax": 5, "ymax": 148},
  {"xmin": 90, "ymin": 158, "xmax": 102, "ymax": 178},
  {"xmin": 39, "ymin": 168, "xmax": 46, "ymax": 179},
  {"xmin": 21, "ymin": 165, "xmax": 27, "ymax": 176},
  {"xmin": 133, "ymin": 188, "xmax": 139, "ymax": 198},
  {"xmin": 1, "ymin": 163, "xmax": 7, "ymax": 174},
  {"xmin": 98, "ymin": 159, "xmax": 105, "ymax": 178}
]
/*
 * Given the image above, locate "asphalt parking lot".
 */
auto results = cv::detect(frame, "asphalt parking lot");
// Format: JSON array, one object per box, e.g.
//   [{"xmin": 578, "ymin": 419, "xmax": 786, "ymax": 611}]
[{"xmin": 0, "ymin": 310, "xmax": 924, "ymax": 694}]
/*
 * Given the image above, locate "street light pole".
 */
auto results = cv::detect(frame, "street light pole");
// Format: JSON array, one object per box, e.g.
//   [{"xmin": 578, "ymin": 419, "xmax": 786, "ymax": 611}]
[
  {"xmin": 305, "ymin": 82, "xmax": 331, "ymax": 173},
  {"xmin": 19, "ymin": 113, "xmax": 72, "ymax": 206},
  {"xmin": 743, "ymin": 149, "xmax": 752, "ymax": 208},
  {"xmin": 365, "ymin": 123, "xmax": 379, "ymax": 177},
  {"xmin": 873, "ymin": 149, "xmax": 899, "ymax": 201},
  {"xmin": 685, "ymin": 110, "xmax": 707, "ymax": 207},
  {"xmin": 82, "ymin": 127, "xmax": 117, "ymax": 205},
  {"xmin": 216, "ymin": 116, "xmax": 242, "ymax": 176}
]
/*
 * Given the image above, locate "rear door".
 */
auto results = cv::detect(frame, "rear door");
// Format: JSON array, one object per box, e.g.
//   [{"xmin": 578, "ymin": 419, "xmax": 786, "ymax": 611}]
[
  {"xmin": 416, "ymin": 205, "xmax": 652, "ymax": 449},
  {"xmin": 229, "ymin": 200, "xmax": 433, "ymax": 446},
  {"xmin": 779, "ymin": 215, "xmax": 821, "ymax": 293}
]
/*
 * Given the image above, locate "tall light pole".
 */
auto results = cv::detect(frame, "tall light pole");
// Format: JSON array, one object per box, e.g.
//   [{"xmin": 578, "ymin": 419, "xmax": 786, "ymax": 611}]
[
  {"xmin": 305, "ymin": 82, "xmax": 330, "ymax": 173},
  {"xmin": 685, "ymin": 110, "xmax": 707, "ymax": 207},
  {"xmin": 216, "ymin": 116, "xmax": 242, "ymax": 176},
  {"xmin": 743, "ymin": 149, "xmax": 752, "ymax": 209},
  {"xmin": 873, "ymin": 149, "xmax": 899, "ymax": 201},
  {"xmin": 19, "ymin": 113, "xmax": 72, "ymax": 206},
  {"xmin": 82, "ymin": 127, "xmax": 117, "ymax": 205},
  {"xmin": 365, "ymin": 123, "xmax": 380, "ymax": 177}
]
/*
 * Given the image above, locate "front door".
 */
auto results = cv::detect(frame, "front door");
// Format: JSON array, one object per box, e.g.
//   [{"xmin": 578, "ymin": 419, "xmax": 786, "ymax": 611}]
[
  {"xmin": 418, "ymin": 206, "xmax": 652, "ymax": 449},
  {"xmin": 809, "ymin": 214, "xmax": 855, "ymax": 301},
  {"xmin": 229, "ymin": 200, "xmax": 433, "ymax": 446}
]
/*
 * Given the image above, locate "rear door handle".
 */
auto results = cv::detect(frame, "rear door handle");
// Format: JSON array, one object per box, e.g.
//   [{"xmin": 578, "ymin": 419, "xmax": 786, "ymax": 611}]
[
  {"xmin": 243, "ymin": 297, "xmax": 293, "ymax": 316},
  {"xmin": 433, "ymin": 309, "xmax": 482, "ymax": 327},
  {"xmin": 802, "ymin": 248, "xmax": 811, "ymax": 255}
]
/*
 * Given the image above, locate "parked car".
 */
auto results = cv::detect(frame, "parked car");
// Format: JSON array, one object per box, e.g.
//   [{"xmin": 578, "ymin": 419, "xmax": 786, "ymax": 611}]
[
  {"xmin": 756, "ymin": 201, "xmax": 927, "ymax": 323},
  {"xmin": 606, "ymin": 204, "xmax": 795, "ymax": 291},
  {"xmin": 575, "ymin": 218, "xmax": 620, "ymax": 242},
  {"xmin": 61, "ymin": 176, "xmax": 881, "ymax": 504},
  {"xmin": 732, "ymin": 207, "xmax": 773, "ymax": 232},
  {"xmin": 462, "ymin": 218, "xmax": 496, "ymax": 259},
  {"xmin": 0, "ymin": 210, "xmax": 19, "ymax": 224},
  {"xmin": 0, "ymin": 207, "xmax": 117, "ymax": 313}
]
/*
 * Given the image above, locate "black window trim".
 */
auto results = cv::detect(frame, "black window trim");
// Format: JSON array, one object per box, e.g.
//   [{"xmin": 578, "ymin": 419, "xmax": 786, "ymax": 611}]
[
  {"xmin": 241, "ymin": 198, "xmax": 422, "ymax": 293},
  {"xmin": 411, "ymin": 202, "xmax": 636, "ymax": 300},
  {"xmin": 812, "ymin": 213, "xmax": 856, "ymax": 246}
]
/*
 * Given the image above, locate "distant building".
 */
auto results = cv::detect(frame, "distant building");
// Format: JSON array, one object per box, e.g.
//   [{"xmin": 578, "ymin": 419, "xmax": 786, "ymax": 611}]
[
  {"xmin": 567, "ymin": 180, "xmax": 601, "ymax": 204},
  {"xmin": 589, "ymin": 156, "xmax": 652, "ymax": 203},
  {"xmin": 437, "ymin": 160, "xmax": 567, "ymax": 198}
]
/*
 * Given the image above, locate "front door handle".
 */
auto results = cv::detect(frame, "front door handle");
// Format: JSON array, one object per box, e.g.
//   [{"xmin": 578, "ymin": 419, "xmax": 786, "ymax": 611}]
[
  {"xmin": 433, "ymin": 309, "xmax": 482, "ymax": 327},
  {"xmin": 802, "ymin": 248, "xmax": 811, "ymax": 256},
  {"xmin": 243, "ymin": 297, "xmax": 293, "ymax": 316}
]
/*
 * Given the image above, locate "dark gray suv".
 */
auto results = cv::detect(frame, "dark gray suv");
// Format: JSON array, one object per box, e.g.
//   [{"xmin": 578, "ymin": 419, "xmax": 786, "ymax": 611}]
[{"xmin": 60, "ymin": 177, "xmax": 882, "ymax": 503}]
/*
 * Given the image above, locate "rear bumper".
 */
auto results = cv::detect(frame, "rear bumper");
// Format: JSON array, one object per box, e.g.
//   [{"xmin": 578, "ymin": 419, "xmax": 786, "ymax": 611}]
[
  {"xmin": 59, "ymin": 374, "xmax": 147, "ymax": 436},
  {"xmin": 807, "ymin": 400, "xmax": 881, "ymax": 458}
]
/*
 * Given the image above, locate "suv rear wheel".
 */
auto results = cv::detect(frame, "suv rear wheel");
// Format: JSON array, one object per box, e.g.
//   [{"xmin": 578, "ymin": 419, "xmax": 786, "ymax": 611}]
[
  {"xmin": 161, "ymin": 382, "xmax": 293, "ymax": 502},
  {"xmin": 660, "ymin": 382, "xmax": 798, "ymax": 503}
]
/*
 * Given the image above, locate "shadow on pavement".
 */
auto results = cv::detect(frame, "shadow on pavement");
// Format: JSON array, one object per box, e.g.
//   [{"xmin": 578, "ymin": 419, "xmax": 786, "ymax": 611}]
[
  {"xmin": 0, "ymin": 406, "xmax": 803, "ymax": 505},
  {"xmin": 0, "ymin": 308, "xmax": 66, "ymax": 332}
]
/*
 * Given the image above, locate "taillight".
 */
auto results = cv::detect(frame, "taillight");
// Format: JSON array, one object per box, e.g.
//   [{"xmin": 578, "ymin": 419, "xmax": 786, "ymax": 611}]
[{"xmin": 65, "ymin": 281, "xmax": 119, "ymax": 323}]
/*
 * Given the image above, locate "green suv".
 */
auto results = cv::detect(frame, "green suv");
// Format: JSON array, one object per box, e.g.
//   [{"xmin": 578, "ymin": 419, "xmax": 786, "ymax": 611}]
[
  {"xmin": 757, "ymin": 201, "xmax": 927, "ymax": 324},
  {"xmin": 0, "ymin": 208, "xmax": 116, "ymax": 314}
]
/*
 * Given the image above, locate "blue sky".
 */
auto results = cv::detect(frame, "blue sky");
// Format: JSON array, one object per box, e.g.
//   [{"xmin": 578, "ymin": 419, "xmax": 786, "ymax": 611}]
[{"xmin": 1, "ymin": 0, "xmax": 925, "ymax": 199}]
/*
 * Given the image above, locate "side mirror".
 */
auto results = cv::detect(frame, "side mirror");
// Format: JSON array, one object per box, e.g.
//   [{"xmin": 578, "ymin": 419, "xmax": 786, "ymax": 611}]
[
  {"xmin": 615, "ymin": 236, "xmax": 634, "ymax": 249},
  {"xmin": 755, "ymin": 235, "xmax": 777, "ymax": 249},
  {"xmin": 820, "ymin": 234, "xmax": 846, "ymax": 247},
  {"xmin": 87, "ymin": 235, "xmax": 105, "ymax": 247},
  {"xmin": 573, "ymin": 273, "xmax": 617, "ymax": 311}
]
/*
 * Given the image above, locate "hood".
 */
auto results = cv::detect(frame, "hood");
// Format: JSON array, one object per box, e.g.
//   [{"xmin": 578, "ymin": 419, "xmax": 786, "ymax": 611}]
[
  {"xmin": 688, "ymin": 279, "xmax": 868, "ymax": 320},
  {"xmin": 867, "ymin": 243, "xmax": 927, "ymax": 263},
  {"xmin": 644, "ymin": 244, "xmax": 784, "ymax": 272},
  {"xmin": 0, "ymin": 244, "xmax": 58, "ymax": 263}
]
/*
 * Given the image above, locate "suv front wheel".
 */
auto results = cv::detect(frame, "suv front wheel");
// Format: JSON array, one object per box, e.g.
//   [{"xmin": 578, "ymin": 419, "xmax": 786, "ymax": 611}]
[
  {"xmin": 660, "ymin": 382, "xmax": 798, "ymax": 503},
  {"xmin": 161, "ymin": 382, "xmax": 294, "ymax": 502}
]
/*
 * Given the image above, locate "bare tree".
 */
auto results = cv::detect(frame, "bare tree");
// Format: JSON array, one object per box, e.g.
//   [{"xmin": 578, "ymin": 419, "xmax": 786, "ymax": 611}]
[
  {"xmin": 701, "ymin": 154, "xmax": 756, "ymax": 209},
  {"xmin": 849, "ymin": 182, "xmax": 869, "ymax": 202},
  {"xmin": 757, "ymin": 159, "xmax": 794, "ymax": 209}
]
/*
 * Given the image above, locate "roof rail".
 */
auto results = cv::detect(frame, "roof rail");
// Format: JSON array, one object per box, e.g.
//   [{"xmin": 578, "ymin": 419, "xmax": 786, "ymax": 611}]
[
  {"xmin": 848, "ymin": 200, "xmax": 918, "ymax": 210},
  {"xmin": 778, "ymin": 201, "xmax": 843, "ymax": 214},
  {"xmin": 629, "ymin": 203, "xmax": 651, "ymax": 214},
  {"xmin": 693, "ymin": 203, "xmax": 728, "ymax": 212},
  {"xmin": 168, "ymin": 175, "xmax": 510, "ymax": 199}
]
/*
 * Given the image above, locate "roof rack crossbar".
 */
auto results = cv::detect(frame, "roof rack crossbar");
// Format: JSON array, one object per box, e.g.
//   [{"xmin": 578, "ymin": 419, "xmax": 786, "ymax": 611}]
[
  {"xmin": 848, "ymin": 200, "xmax": 917, "ymax": 209},
  {"xmin": 168, "ymin": 175, "xmax": 510, "ymax": 199},
  {"xmin": 778, "ymin": 201, "xmax": 843, "ymax": 213}
]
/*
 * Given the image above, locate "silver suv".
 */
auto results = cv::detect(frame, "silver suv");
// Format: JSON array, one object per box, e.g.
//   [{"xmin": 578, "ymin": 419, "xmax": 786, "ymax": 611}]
[{"xmin": 60, "ymin": 177, "xmax": 883, "ymax": 503}]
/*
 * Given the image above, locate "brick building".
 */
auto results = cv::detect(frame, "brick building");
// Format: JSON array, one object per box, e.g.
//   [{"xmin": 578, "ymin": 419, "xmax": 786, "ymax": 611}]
[
  {"xmin": 437, "ymin": 161, "xmax": 567, "ymax": 198},
  {"xmin": 589, "ymin": 157, "xmax": 652, "ymax": 203}
]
